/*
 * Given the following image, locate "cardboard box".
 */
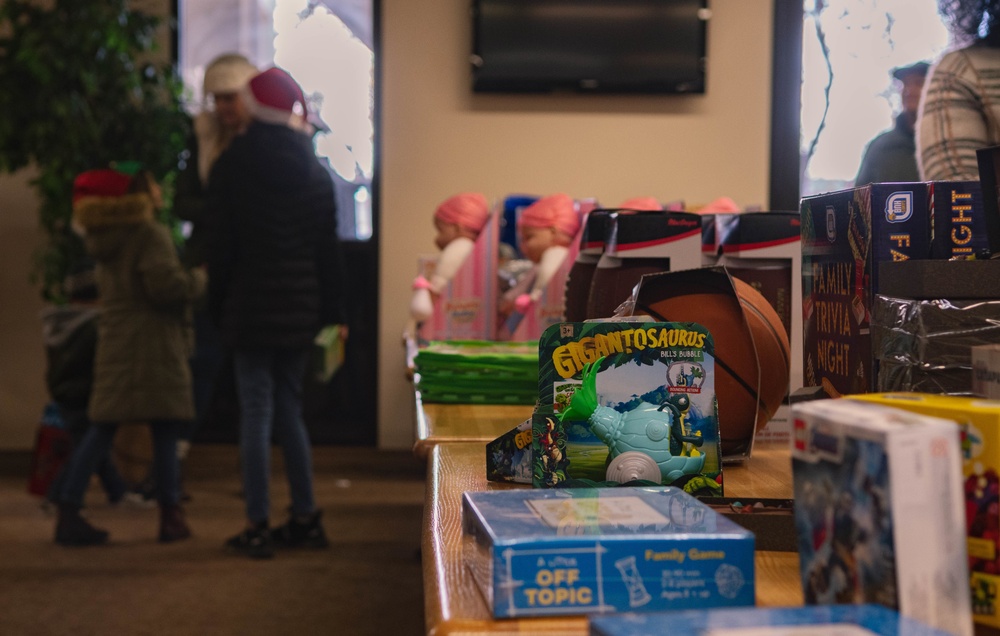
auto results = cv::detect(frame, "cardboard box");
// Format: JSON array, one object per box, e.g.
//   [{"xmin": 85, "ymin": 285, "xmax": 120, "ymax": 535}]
[
  {"xmin": 461, "ymin": 486, "xmax": 755, "ymax": 618},
  {"xmin": 791, "ymin": 399, "xmax": 971, "ymax": 636},
  {"xmin": 928, "ymin": 180, "xmax": 989, "ymax": 259},
  {"xmin": 800, "ymin": 183, "xmax": 930, "ymax": 397},
  {"xmin": 973, "ymin": 344, "xmax": 1000, "ymax": 399},
  {"xmin": 533, "ymin": 321, "xmax": 722, "ymax": 494},
  {"xmin": 589, "ymin": 604, "xmax": 953, "ymax": 636},
  {"xmin": 416, "ymin": 205, "xmax": 500, "ymax": 341},
  {"xmin": 846, "ymin": 392, "xmax": 1000, "ymax": 630},
  {"xmin": 499, "ymin": 198, "xmax": 599, "ymax": 340},
  {"xmin": 717, "ymin": 210, "xmax": 802, "ymax": 445},
  {"xmin": 587, "ymin": 210, "xmax": 703, "ymax": 319}
]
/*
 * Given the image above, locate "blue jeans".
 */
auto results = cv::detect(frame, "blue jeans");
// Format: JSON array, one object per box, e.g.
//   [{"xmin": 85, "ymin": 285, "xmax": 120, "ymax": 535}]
[
  {"xmin": 233, "ymin": 347, "xmax": 316, "ymax": 525},
  {"xmin": 58, "ymin": 421, "xmax": 182, "ymax": 508},
  {"xmin": 182, "ymin": 308, "xmax": 226, "ymax": 442}
]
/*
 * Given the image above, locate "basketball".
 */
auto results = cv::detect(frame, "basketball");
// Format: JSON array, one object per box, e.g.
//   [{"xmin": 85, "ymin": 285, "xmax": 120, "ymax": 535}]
[{"xmin": 633, "ymin": 268, "xmax": 791, "ymax": 457}]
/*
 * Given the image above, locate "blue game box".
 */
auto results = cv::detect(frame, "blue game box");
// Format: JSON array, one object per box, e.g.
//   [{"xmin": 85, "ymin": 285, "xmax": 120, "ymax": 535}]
[
  {"xmin": 589, "ymin": 604, "xmax": 952, "ymax": 635},
  {"xmin": 461, "ymin": 486, "xmax": 755, "ymax": 619}
]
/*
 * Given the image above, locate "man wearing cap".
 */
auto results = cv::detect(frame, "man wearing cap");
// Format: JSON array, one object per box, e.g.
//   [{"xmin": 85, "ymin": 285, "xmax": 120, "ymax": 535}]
[
  {"xmin": 855, "ymin": 61, "xmax": 930, "ymax": 186},
  {"xmin": 207, "ymin": 67, "xmax": 348, "ymax": 558}
]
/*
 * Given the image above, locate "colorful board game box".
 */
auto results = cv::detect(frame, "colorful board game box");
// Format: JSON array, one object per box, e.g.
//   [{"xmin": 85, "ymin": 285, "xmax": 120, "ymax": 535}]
[
  {"xmin": 800, "ymin": 183, "xmax": 930, "ymax": 397},
  {"xmin": 589, "ymin": 604, "xmax": 953, "ymax": 635},
  {"xmin": 461, "ymin": 486, "xmax": 755, "ymax": 619},
  {"xmin": 533, "ymin": 321, "xmax": 723, "ymax": 496},
  {"xmin": 485, "ymin": 417, "xmax": 533, "ymax": 484},
  {"xmin": 790, "ymin": 399, "xmax": 972, "ymax": 636},
  {"xmin": 928, "ymin": 180, "xmax": 989, "ymax": 260},
  {"xmin": 846, "ymin": 392, "xmax": 1000, "ymax": 630}
]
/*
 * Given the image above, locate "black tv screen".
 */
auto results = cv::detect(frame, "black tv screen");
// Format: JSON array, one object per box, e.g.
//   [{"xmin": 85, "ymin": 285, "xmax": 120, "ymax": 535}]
[{"xmin": 471, "ymin": 0, "xmax": 709, "ymax": 94}]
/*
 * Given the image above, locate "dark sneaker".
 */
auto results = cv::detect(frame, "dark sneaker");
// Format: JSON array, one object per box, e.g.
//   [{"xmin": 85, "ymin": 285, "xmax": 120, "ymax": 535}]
[
  {"xmin": 271, "ymin": 509, "xmax": 329, "ymax": 549},
  {"xmin": 158, "ymin": 504, "xmax": 192, "ymax": 543},
  {"xmin": 55, "ymin": 504, "xmax": 109, "ymax": 546},
  {"xmin": 225, "ymin": 522, "xmax": 273, "ymax": 559}
]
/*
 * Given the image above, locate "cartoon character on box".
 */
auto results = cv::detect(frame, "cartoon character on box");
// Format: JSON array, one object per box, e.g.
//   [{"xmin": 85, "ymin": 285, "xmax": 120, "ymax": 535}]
[
  {"xmin": 408, "ymin": 193, "xmax": 490, "ymax": 337},
  {"xmin": 500, "ymin": 193, "xmax": 582, "ymax": 332},
  {"xmin": 559, "ymin": 358, "xmax": 707, "ymax": 485}
]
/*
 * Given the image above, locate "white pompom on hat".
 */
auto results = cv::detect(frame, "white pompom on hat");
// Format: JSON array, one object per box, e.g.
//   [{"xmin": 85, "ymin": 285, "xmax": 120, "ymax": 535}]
[
  {"xmin": 242, "ymin": 67, "xmax": 313, "ymax": 133},
  {"xmin": 203, "ymin": 53, "xmax": 258, "ymax": 96}
]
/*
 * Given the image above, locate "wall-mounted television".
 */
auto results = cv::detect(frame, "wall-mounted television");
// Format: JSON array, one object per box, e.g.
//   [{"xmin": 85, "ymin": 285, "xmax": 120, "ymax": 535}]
[{"xmin": 471, "ymin": 0, "xmax": 709, "ymax": 94}]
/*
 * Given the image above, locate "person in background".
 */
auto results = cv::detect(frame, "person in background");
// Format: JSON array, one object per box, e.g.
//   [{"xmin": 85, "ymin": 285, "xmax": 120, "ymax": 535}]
[
  {"xmin": 855, "ymin": 61, "xmax": 929, "ymax": 186},
  {"xmin": 918, "ymin": 0, "xmax": 1000, "ymax": 180},
  {"xmin": 42, "ymin": 263, "xmax": 141, "ymax": 510},
  {"xmin": 173, "ymin": 53, "xmax": 259, "ymax": 476},
  {"xmin": 208, "ymin": 67, "xmax": 348, "ymax": 559},
  {"xmin": 54, "ymin": 167, "xmax": 206, "ymax": 546}
]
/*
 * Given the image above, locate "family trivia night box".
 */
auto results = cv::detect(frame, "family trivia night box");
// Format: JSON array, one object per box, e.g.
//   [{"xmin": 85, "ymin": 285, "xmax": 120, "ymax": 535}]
[
  {"xmin": 461, "ymin": 487, "xmax": 755, "ymax": 619},
  {"xmin": 800, "ymin": 183, "xmax": 930, "ymax": 397},
  {"xmin": 791, "ymin": 399, "xmax": 972, "ymax": 636},
  {"xmin": 533, "ymin": 321, "xmax": 723, "ymax": 495},
  {"xmin": 848, "ymin": 392, "xmax": 1000, "ymax": 630}
]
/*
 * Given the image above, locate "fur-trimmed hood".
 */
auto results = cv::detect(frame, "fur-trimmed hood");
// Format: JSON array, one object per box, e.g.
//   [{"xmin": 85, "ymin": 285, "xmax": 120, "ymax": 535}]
[{"xmin": 73, "ymin": 193, "xmax": 155, "ymax": 262}]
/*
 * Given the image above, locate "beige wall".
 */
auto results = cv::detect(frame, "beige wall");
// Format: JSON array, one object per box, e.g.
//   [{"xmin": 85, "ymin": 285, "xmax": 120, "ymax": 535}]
[
  {"xmin": 377, "ymin": 0, "xmax": 775, "ymax": 448},
  {"xmin": 0, "ymin": 0, "xmax": 775, "ymax": 450}
]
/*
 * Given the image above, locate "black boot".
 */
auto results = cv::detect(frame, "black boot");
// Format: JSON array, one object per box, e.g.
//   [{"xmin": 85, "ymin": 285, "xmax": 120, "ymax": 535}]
[
  {"xmin": 55, "ymin": 503, "xmax": 109, "ymax": 546},
  {"xmin": 158, "ymin": 503, "xmax": 192, "ymax": 543},
  {"xmin": 271, "ymin": 509, "xmax": 329, "ymax": 549}
]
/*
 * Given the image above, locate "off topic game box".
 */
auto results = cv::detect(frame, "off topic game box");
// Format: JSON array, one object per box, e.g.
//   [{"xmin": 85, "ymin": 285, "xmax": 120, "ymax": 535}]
[
  {"xmin": 461, "ymin": 487, "xmax": 755, "ymax": 619},
  {"xmin": 589, "ymin": 604, "xmax": 953, "ymax": 636},
  {"xmin": 791, "ymin": 399, "xmax": 972, "ymax": 636},
  {"xmin": 848, "ymin": 392, "xmax": 1000, "ymax": 630},
  {"xmin": 534, "ymin": 321, "xmax": 722, "ymax": 495}
]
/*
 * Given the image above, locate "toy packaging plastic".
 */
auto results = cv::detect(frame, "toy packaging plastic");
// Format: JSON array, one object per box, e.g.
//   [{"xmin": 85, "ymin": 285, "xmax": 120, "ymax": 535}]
[
  {"xmin": 847, "ymin": 392, "xmax": 1000, "ymax": 630},
  {"xmin": 791, "ymin": 398, "xmax": 972, "ymax": 636},
  {"xmin": 461, "ymin": 486, "xmax": 755, "ymax": 619},
  {"xmin": 533, "ymin": 321, "xmax": 722, "ymax": 495},
  {"xmin": 589, "ymin": 604, "xmax": 953, "ymax": 635}
]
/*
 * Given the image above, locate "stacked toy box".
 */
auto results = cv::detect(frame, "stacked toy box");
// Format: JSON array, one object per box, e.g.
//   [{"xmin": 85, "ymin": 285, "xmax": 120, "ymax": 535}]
[
  {"xmin": 847, "ymin": 392, "xmax": 1000, "ymax": 630},
  {"xmin": 790, "ymin": 398, "xmax": 971, "ymax": 636},
  {"xmin": 589, "ymin": 604, "xmax": 953, "ymax": 635},
  {"xmin": 413, "ymin": 340, "xmax": 538, "ymax": 404},
  {"xmin": 461, "ymin": 486, "xmax": 755, "ymax": 619}
]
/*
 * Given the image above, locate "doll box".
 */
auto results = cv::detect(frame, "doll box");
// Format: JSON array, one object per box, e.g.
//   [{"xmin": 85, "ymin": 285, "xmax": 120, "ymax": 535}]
[
  {"xmin": 533, "ymin": 321, "xmax": 723, "ymax": 495},
  {"xmin": 461, "ymin": 486, "xmax": 755, "ymax": 619},
  {"xmin": 589, "ymin": 604, "xmax": 952, "ymax": 636},
  {"xmin": 846, "ymin": 392, "xmax": 1000, "ymax": 629},
  {"xmin": 791, "ymin": 399, "xmax": 971, "ymax": 636}
]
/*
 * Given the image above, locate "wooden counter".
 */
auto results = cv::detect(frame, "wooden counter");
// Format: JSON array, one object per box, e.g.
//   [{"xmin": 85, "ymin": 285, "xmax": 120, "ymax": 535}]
[
  {"xmin": 422, "ymin": 440, "xmax": 802, "ymax": 635},
  {"xmin": 413, "ymin": 391, "xmax": 534, "ymax": 460}
]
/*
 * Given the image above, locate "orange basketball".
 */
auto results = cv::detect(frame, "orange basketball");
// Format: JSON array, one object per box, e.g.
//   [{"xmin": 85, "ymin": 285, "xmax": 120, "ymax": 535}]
[{"xmin": 634, "ymin": 269, "xmax": 791, "ymax": 457}]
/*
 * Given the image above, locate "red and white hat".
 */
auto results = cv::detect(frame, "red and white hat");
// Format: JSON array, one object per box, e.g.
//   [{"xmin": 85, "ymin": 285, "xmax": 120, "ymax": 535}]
[{"xmin": 243, "ymin": 67, "xmax": 314, "ymax": 133}]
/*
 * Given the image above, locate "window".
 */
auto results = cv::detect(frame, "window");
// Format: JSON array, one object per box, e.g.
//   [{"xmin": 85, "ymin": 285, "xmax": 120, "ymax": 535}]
[{"xmin": 178, "ymin": 0, "xmax": 375, "ymax": 241}]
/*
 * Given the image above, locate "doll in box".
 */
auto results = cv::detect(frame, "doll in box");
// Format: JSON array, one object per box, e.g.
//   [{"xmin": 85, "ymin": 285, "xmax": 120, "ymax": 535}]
[
  {"xmin": 501, "ymin": 193, "xmax": 583, "ymax": 322},
  {"xmin": 408, "ymin": 192, "xmax": 490, "ymax": 333}
]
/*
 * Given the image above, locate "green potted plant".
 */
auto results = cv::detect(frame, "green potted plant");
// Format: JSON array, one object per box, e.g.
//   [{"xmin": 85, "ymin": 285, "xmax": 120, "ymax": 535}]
[{"xmin": 0, "ymin": 0, "xmax": 190, "ymax": 302}]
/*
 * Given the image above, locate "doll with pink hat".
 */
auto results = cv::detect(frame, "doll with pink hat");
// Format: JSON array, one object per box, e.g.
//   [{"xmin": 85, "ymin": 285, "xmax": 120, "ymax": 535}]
[
  {"xmin": 504, "ymin": 193, "xmax": 582, "ymax": 319},
  {"xmin": 408, "ymin": 193, "xmax": 492, "ymax": 331}
]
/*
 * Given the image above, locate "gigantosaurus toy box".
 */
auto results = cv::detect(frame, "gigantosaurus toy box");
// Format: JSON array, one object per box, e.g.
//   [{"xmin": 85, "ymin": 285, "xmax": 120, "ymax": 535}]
[
  {"xmin": 461, "ymin": 486, "xmax": 755, "ymax": 619},
  {"xmin": 533, "ymin": 321, "xmax": 723, "ymax": 496}
]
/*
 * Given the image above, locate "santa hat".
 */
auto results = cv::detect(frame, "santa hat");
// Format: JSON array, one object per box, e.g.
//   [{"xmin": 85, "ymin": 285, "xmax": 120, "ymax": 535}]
[
  {"xmin": 203, "ymin": 53, "xmax": 258, "ymax": 96},
  {"xmin": 72, "ymin": 169, "xmax": 153, "ymax": 231},
  {"xmin": 517, "ymin": 193, "xmax": 581, "ymax": 238},
  {"xmin": 243, "ymin": 67, "xmax": 313, "ymax": 132},
  {"xmin": 434, "ymin": 193, "xmax": 490, "ymax": 234}
]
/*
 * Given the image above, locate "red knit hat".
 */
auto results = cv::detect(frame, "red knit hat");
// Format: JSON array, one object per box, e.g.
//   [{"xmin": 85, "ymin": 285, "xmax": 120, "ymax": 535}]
[
  {"xmin": 243, "ymin": 67, "xmax": 311, "ymax": 131},
  {"xmin": 72, "ymin": 169, "xmax": 133, "ymax": 205}
]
